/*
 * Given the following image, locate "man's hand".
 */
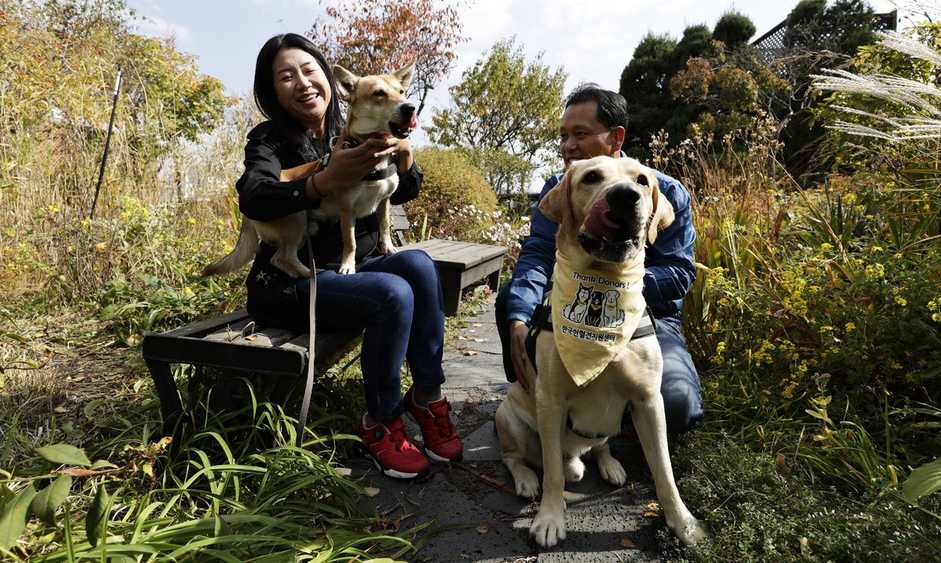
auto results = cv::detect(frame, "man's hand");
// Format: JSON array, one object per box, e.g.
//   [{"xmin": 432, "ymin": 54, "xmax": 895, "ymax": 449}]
[{"xmin": 509, "ymin": 320, "xmax": 533, "ymax": 391}]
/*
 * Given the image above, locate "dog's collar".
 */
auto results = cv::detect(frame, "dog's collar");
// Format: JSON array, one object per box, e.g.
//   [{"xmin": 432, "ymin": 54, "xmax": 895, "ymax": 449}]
[
  {"xmin": 363, "ymin": 164, "xmax": 398, "ymax": 181},
  {"xmin": 567, "ymin": 414, "xmax": 611, "ymax": 440}
]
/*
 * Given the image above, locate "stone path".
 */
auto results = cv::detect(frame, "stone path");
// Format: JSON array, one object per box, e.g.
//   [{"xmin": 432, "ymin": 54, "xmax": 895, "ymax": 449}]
[{"xmin": 351, "ymin": 301, "xmax": 663, "ymax": 562}]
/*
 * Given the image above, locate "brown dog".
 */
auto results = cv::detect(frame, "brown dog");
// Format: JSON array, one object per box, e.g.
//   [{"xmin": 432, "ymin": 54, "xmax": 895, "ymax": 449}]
[
  {"xmin": 203, "ymin": 62, "xmax": 416, "ymax": 278},
  {"xmin": 494, "ymin": 156, "xmax": 706, "ymax": 548}
]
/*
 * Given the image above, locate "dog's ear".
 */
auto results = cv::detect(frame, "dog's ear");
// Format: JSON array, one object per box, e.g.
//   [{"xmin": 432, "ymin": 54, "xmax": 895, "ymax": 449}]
[
  {"xmin": 647, "ymin": 184, "xmax": 675, "ymax": 245},
  {"xmin": 391, "ymin": 62, "xmax": 416, "ymax": 91},
  {"xmin": 538, "ymin": 176, "xmax": 567, "ymax": 223},
  {"xmin": 333, "ymin": 65, "xmax": 359, "ymax": 101}
]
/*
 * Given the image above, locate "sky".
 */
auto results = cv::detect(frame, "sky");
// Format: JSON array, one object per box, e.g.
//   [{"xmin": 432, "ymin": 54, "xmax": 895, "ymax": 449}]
[{"xmin": 126, "ymin": 0, "xmax": 903, "ymax": 188}]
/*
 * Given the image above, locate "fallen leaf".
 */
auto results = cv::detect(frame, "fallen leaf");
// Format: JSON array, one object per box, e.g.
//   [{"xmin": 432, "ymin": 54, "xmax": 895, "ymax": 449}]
[
  {"xmin": 334, "ymin": 467, "xmax": 352, "ymax": 477},
  {"xmin": 363, "ymin": 487, "xmax": 380, "ymax": 497},
  {"xmin": 462, "ymin": 350, "xmax": 478, "ymax": 357},
  {"xmin": 53, "ymin": 405, "xmax": 67, "ymax": 414},
  {"xmin": 477, "ymin": 524, "xmax": 489, "ymax": 535},
  {"xmin": 472, "ymin": 323, "xmax": 482, "ymax": 328},
  {"xmin": 620, "ymin": 538, "xmax": 639, "ymax": 549},
  {"xmin": 643, "ymin": 511, "xmax": 659, "ymax": 519},
  {"xmin": 645, "ymin": 501, "xmax": 660, "ymax": 511}
]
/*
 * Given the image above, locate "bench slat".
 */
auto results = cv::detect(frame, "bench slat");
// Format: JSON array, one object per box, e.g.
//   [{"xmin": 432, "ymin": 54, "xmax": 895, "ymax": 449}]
[
  {"xmin": 164, "ymin": 310, "xmax": 252, "ymax": 338},
  {"xmin": 205, "ymin": 325, "xmax": 298, "ymax": 348},
  {"xmin": 402, "ymin": 239, "xmax": 506, "ymax": 268}
]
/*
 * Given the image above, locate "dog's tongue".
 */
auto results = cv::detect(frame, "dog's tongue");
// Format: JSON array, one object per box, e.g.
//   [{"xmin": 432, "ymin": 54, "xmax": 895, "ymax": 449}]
[
  {"xmin": 583, "ymin": 198, "xmax": 620, "ymax": 240},
  {"xmin": 408, "ymin": 113, "xmax": 418, "ymax": 129}
]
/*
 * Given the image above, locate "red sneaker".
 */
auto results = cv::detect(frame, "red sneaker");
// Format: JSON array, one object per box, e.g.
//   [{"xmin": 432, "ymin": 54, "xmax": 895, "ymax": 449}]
[
  {"xmin": 404, "ymin": 388, "xmax": 464, "ymax": 462},
  {"xmin": 358, "ymin": 415, "xmax": 430, "ymax": 479}
]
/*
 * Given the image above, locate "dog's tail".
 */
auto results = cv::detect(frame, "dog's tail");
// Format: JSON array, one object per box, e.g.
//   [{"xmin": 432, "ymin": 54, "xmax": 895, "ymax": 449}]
[{"xmin": 202, "ymin": 218, "xmax": 258, "ymax": 276}]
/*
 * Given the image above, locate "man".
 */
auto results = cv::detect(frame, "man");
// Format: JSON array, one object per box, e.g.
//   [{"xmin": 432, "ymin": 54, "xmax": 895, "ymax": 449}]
[{"xmin": 495, "ymin": 84, "xmax": 703, "ymax": 434}]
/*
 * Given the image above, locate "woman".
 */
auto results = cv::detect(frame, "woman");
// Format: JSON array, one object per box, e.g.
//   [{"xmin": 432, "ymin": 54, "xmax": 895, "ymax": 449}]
[{"xmin": 237, "ymin": 33, "xmax": 462, "ymax": 479}]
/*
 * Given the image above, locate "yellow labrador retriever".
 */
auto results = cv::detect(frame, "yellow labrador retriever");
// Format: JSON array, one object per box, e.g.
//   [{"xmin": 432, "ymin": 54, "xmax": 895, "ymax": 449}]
[{"xmin": 495, "ymin": 156, "xmax": 706, "ymax": 548}]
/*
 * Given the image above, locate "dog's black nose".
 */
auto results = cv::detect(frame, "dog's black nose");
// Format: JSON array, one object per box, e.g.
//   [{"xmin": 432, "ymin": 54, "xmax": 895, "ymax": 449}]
[
  {"xmin": 602, "ymin": 184, "xmax": 642, "ymax": 241},
  {"xmin": 400, "ymin": 103, "xmax": 416, "ymax": 116},
  {"xmin": 605, "ymin": 184, "xmax": 640, "ymax": 214}
]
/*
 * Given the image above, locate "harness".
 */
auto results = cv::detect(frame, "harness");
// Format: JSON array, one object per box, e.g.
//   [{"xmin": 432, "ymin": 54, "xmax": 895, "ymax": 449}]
[{"xmin": 524, "ymin": 291, "xmax": 658, "ymax": 440}]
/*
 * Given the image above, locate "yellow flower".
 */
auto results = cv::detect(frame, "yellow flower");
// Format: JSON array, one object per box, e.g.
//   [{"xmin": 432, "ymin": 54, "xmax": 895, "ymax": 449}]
[
  {"xmin": 864, "ymin": 263, "xmax": 885, "ymax": 279},
  {"xmin": 182, "ymin": 287, "xmax": 195, "ymax": 298},
  {"xmin": 782, "ymin": 381, "xmax": 798, "ymax": 399},
  {"xmin": 94, "ymin": 242, "xmax": 107, "ymax": 252},
  {"xmin": 187, "ymin": 217, "xmax": 197, "ymax": 226},
  {"xmin": 894, "ymin": 296, "xmax": 907, "ymax": 307},
  {"xmin": 820, "ymin": 243, "xmax": 833, "ymax": 252},
  {"xmin": 845, "ymin": 322, "xmax": 856, "ymax": 332},
  {"xmin": 871, "ymin": 246, "xmax": 883, "ymax": 253},
  {"xmin": 932, "ymin": 313, "xmax": 941, "ymax": 323}
]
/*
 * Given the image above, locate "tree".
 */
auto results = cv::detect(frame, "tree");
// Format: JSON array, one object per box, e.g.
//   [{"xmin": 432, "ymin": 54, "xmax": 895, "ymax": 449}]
[
  {"xmin": 713, "ymin": 11, "xmax": 756, "ymax": 48},
  {"xmin": 619, "ymin": 33, "xmax": 679, "ymax": 152},
  {"xmin": 428, "ymin": 38, "xmax": 567, "ymax": 196},
  {"xmin": 774, "ymin": 0, "xmax": 884, "ymax": 178},
  {"xmin": 307, "ymin": 0, "xmax": 466, "ymax": 115},
  {"xmin": 618, "ymin": 0, "xmax": 886, "ymax": 175}
]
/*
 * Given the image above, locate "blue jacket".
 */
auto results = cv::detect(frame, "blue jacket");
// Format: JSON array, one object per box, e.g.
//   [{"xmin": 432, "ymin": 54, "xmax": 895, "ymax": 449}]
[{"xmin": 504, "ymin": 168, "xmax": 696, "ymax": 324}]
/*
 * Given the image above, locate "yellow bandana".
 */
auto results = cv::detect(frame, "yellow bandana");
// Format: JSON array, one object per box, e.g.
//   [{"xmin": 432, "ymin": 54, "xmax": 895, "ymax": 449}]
[{"xmin": 550, "ymin": 249, "xmax": 646, "ymax": 387}]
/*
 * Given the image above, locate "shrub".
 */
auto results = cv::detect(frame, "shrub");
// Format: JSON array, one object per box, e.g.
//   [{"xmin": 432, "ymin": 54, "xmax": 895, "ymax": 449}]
[
  {"xmin": 661, "ymin": 116, "xmax": 941, "ymax": 494},
  {"xmin": 407, "ymin": 147, "xmax": 498, "ymax": 241}
]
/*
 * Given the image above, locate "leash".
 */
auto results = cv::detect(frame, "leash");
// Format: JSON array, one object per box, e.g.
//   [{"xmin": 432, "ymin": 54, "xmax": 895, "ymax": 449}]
[{"xmin": 294, "ymin": 222, "xmax": 317, "ymax": 447}]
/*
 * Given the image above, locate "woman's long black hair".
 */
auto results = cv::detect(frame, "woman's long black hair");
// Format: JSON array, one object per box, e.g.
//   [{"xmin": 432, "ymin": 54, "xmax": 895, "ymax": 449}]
[{"xmin": 253, "ymin": 33, "xmax": 344, "ymax": 153}]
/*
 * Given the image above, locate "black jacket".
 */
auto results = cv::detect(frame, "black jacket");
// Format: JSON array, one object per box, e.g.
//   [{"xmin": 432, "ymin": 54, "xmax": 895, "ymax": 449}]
[{"xmin": 237, "ymin": 121, "xmax": 422, "ymax": 269}]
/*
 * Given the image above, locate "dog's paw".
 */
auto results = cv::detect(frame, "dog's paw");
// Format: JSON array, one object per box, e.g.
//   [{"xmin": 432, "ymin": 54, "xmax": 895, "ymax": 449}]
[
  {"xmin": 597, "ymin": 455, "xmax": 627, "ymax": 486},
  {"xmin": 671, "ymin": 516, "xmax": 708, "ymax": 546},
  {"xmin": 530, "ymin": 505, "xmax": 566, "ymax": 548},
  {"xmin": 563, "ymin": 457, "xmax": 585, "ymax": 483},
  {"xmin": 337, "ymin": 262, "xmax": 356, "ymax": 275},
  {"xmin": 378, "ymin": 238, "xmax": 397, "ymax": 255},
  {"xmin": 513, "ymin": 467, "xmax": 540, "ymax": 499}
]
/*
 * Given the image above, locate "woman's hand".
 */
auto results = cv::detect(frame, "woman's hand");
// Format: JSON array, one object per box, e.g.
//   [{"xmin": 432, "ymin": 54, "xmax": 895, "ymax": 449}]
[
  {"xmin": 393, "ymin": 137, "xmax": 414, "ymax": 173},
  {"xmin": 308, "ymin": 129, "xmax": 398, "ymax": 199}
]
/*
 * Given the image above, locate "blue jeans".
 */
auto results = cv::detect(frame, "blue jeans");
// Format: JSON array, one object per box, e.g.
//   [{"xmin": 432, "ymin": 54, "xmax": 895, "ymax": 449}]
[
  {"xmin": 250, "ymin": 249, "xmax": 446, "ymax": 423},
  {"xmin": 495, "ymin": 285, "xmax": 704, "ymax": 434}
]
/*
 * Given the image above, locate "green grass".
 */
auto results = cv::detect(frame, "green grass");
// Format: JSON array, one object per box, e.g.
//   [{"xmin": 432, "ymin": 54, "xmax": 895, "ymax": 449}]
[{"xmin": 662, "ymin": 429, "xmax": 941, "ymax": 562}]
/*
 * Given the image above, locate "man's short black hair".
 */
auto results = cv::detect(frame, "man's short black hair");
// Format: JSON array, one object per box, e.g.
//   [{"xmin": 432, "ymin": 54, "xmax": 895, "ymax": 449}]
[{"xmin": 564, "ymin": 83, "xmax": 628, "ymax": 130}]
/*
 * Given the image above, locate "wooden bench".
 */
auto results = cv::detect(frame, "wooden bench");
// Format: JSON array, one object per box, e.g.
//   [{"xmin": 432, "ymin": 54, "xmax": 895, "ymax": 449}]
[{"xmin": 142, "ymin": 205, "xmax": 506, "ymax": 434}]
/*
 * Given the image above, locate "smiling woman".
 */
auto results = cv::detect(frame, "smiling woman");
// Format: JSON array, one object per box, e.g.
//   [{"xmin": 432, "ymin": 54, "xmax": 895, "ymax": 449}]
[{"xmin": 228, "ymin": 33, "xmax": 465, "ymax": 480}]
